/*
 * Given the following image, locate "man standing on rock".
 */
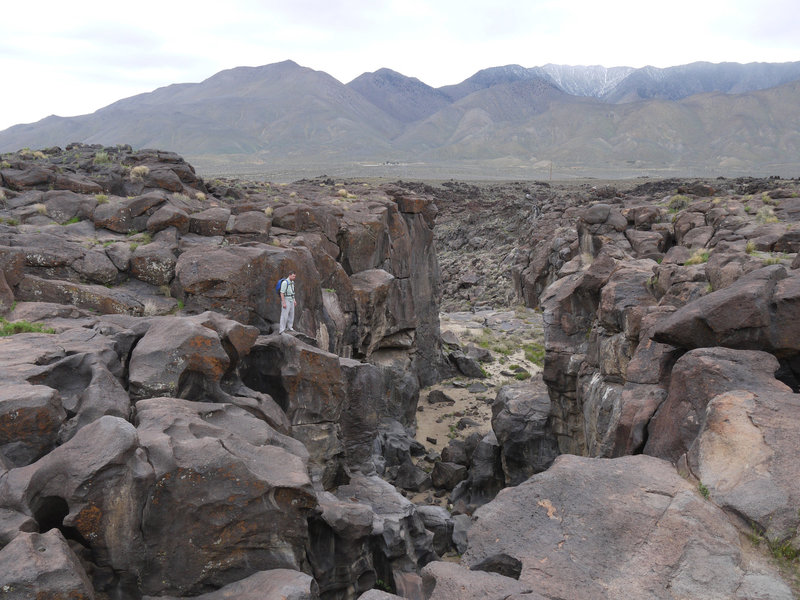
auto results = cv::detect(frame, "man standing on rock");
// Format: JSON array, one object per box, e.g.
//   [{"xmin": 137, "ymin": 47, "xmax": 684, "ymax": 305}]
[{"xmin": 279, "ymin": 272, "xmax": 297, "ymax": 334}]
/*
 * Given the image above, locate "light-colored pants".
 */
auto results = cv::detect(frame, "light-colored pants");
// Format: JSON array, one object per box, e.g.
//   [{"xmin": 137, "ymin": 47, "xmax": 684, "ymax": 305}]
[{"xmin": 279, "ymin": 298, "xmax": 295, "ymax": 333}]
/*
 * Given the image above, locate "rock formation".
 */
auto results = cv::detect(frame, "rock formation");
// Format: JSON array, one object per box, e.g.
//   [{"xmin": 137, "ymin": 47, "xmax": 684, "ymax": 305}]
[
  {"xmin": 0, "ymin": 145, "xmax": 443, "ymax": 599},
  {"xmin": 2, "ymin": 144, "xmax": 799, "ymax": 598}
]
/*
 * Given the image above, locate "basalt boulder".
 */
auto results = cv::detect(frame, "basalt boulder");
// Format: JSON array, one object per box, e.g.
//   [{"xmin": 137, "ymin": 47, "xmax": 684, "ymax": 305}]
[
  {"xmin": 135, "ymin": 398, "xmax": 315, "ymax": 596},
  {"xmin": 144, "ymin": 569, "xmax": 320, "ymax": 600},
  {"xmin": 0, "ymin": 416, "xmax": 154, "ymax": 597},
  {"xmin": 688, "ymin": 389, "xmax": 800, "ymax": 544},
  {"xmin": 463, "ymin": 454, "xmax": 792, "ymax": 600},
  {"xmin": 0, "ymin": 529, "xmax": 95, "ymax": 600},
  {"xmin": 644, "ymin": 347, "xmax": 791, "ymax": 462},
  {"xmin": 490, "ymin": 381, "xmax": 558, "ymax": 486}
]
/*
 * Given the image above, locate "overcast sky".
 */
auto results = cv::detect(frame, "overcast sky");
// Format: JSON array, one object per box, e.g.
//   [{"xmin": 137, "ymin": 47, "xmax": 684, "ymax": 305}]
[{"xmin": 2, "ymin": 0, "xmax": 798, "ymax": 131}]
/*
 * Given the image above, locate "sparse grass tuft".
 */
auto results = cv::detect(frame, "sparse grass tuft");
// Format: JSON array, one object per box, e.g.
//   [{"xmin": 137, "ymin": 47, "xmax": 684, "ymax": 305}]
[
  {"xmin": 745, "ymin": 240, "xmax": 756, "ymax": 254},
  {"xmin": 756, "ymin": 206, "xmax": 779, "ymax": 224},
  {"xmin": 130, "ymin": 165, "xmax": 150, "ymax": 180},
  {"xmin": 93, "ymin": 151, "xmax": 110, "ymax": 164},
  {"xmin": 685, "ymin": 249, "xmax": 711, "ymax": 265},
  {"xmin": 95, "ymin": 194, "xmax": 109, "ymax": 204},
  {"xmin": 698, "ymin": 482, "xmax": 710, "ymax": 499},
  {"xmin": 523, "ymin": 342, "xmax": 545, "ymax": 366}
]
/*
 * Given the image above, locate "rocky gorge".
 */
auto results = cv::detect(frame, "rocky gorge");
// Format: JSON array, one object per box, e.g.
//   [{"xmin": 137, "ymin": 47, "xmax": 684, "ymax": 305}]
[{"xmin": 1, "ymin": 145, "xmax": 799, "ymax": 599}]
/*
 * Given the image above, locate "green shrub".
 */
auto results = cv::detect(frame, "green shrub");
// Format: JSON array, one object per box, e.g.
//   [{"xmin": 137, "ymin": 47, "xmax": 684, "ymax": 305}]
[
  {"xmin": 0, "ymin": 318, "xmax": 55, "ymax": 336},
  {"xmin": 745, "ymin": 240, "xmax": 756, "ymax": 254},
  {"xmin": 95, "ymin": 194, "xmax": 109, "ymax": 204},
  {"xmin": 668, "ymin": 194, "xmax": 691, "ymax": 212},
  {"xmin": 93, "ymin": 151, "xmax": 111, "ymax": 164}
]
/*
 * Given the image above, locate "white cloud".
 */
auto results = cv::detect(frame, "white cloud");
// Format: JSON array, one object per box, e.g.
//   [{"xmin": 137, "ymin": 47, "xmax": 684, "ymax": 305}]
[{"xmin": 1, "ymin": 0, "xmax": 798, "ymax": 131}]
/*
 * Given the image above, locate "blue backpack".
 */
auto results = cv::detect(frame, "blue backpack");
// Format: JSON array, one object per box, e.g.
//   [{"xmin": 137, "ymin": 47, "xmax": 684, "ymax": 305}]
[{"xmin": 275, "ymin": 278, "xmax": 285, "ymax": 295}]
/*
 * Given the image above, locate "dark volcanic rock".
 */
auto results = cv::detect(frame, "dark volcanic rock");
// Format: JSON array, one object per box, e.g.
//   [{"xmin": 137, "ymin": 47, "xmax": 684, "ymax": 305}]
[
  {"xmin": 1, "ymin": 416, "xmax": 153, "ymax": 596},
  {"xmin": 688, "ymin": 389, "xmax": 800, "ymax": 543},
  {"xmin": 135, "ymin": 398, "xmax": 315, "ymax": 596},
  {"xmin": 0, "ymin": 383, "xmax": 65, "ymax": 467},
  {"xmin": 653, "ymin": 265, "xmax": 800, "ymax": 355},
  {"xmin": 491, "ymin": 382, "xmax": 558, "ymax": 486},
  {"xmin": 144, "ymin": 569, "xmax": 319, "ymax": 600},
  {"xmin": 430, "ymin": 461, "xmax": 467, "ymax": 490},
  {"xmin": 463, "ymin": 454, "xmax": 791, "ymax": 600},
  {"xmin": 421, "ymin": 561, "xmax": 538, "ymax": 600},
  {"xmin": 0, "ymin": 529, "xmax": 95, "ymax": 600},
  {"xmin": 644, "ymin": 347, "xmax": 790, "ymax": 462}
]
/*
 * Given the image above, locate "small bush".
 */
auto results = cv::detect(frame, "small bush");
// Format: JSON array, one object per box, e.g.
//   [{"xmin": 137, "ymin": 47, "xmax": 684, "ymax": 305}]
[
  {"xmin": 93, "ymin": 151, "xmax": 110, "ymax": 164},
  {"xmin": 33, "ymin": 203, "xmax": 48, "ymax": 215},
  {"xmin": 95, "ymin": 194, "xmax": 109, "ymax": 204},
  {"xmin": 195, "ymin": 192, "xmax": 206, "ymax": 201},
  {"xmin": 61, "ymin": 216, "xmax": 81, "ymax": 225},
  {"xmin": 264, "ymin": 206, "xmax": 274, "ymax": 217},
  {"xmin": 668, "ymin": 194, "xmax": 691, "ymax": 212},
  {"xmin": 514, "ymin": 371, "xmax": 532, "ymax": 381},
  {"xmin": 745, "ymin": 240, "xmax": 756, "ymax": 254},
  {"xmin": 0, "ymin": 318, "xmax": 56, "ymax": 336}
]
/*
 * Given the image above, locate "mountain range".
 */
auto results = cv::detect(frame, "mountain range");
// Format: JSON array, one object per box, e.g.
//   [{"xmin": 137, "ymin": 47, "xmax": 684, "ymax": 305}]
[{"xmin": 2, "ymin": 59, "xmax": 800, "ymax": 178}]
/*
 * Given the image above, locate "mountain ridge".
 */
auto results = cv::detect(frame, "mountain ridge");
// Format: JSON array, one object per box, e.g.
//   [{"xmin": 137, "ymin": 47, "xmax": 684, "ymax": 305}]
[{"xmin": 2, "ymin": 59, "xmax": 800, "ymax": 177}]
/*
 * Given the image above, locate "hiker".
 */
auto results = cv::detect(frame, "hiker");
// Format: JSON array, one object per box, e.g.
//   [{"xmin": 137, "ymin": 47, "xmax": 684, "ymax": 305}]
[{"xmin": 279, "ymin": 272, "xmax": 297, "ymax": 334}]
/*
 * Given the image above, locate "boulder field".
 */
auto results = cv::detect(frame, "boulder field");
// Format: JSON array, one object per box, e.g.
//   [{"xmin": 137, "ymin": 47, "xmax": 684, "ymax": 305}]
[{"xmin": 1, "ymin": 146, "xmax": 799, "ymax": 598}]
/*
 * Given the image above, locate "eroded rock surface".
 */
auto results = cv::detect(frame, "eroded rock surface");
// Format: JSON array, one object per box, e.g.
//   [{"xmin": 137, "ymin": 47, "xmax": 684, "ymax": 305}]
[{"xmin": 463, "ymin": 455, "xmax": 793, "ymax": 600}]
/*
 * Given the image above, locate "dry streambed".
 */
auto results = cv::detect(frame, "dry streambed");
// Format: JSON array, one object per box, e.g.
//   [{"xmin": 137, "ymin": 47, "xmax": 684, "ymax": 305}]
[{"xmin": 414, "ymin": 307, "xmax": 545, "ymax": 468}]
